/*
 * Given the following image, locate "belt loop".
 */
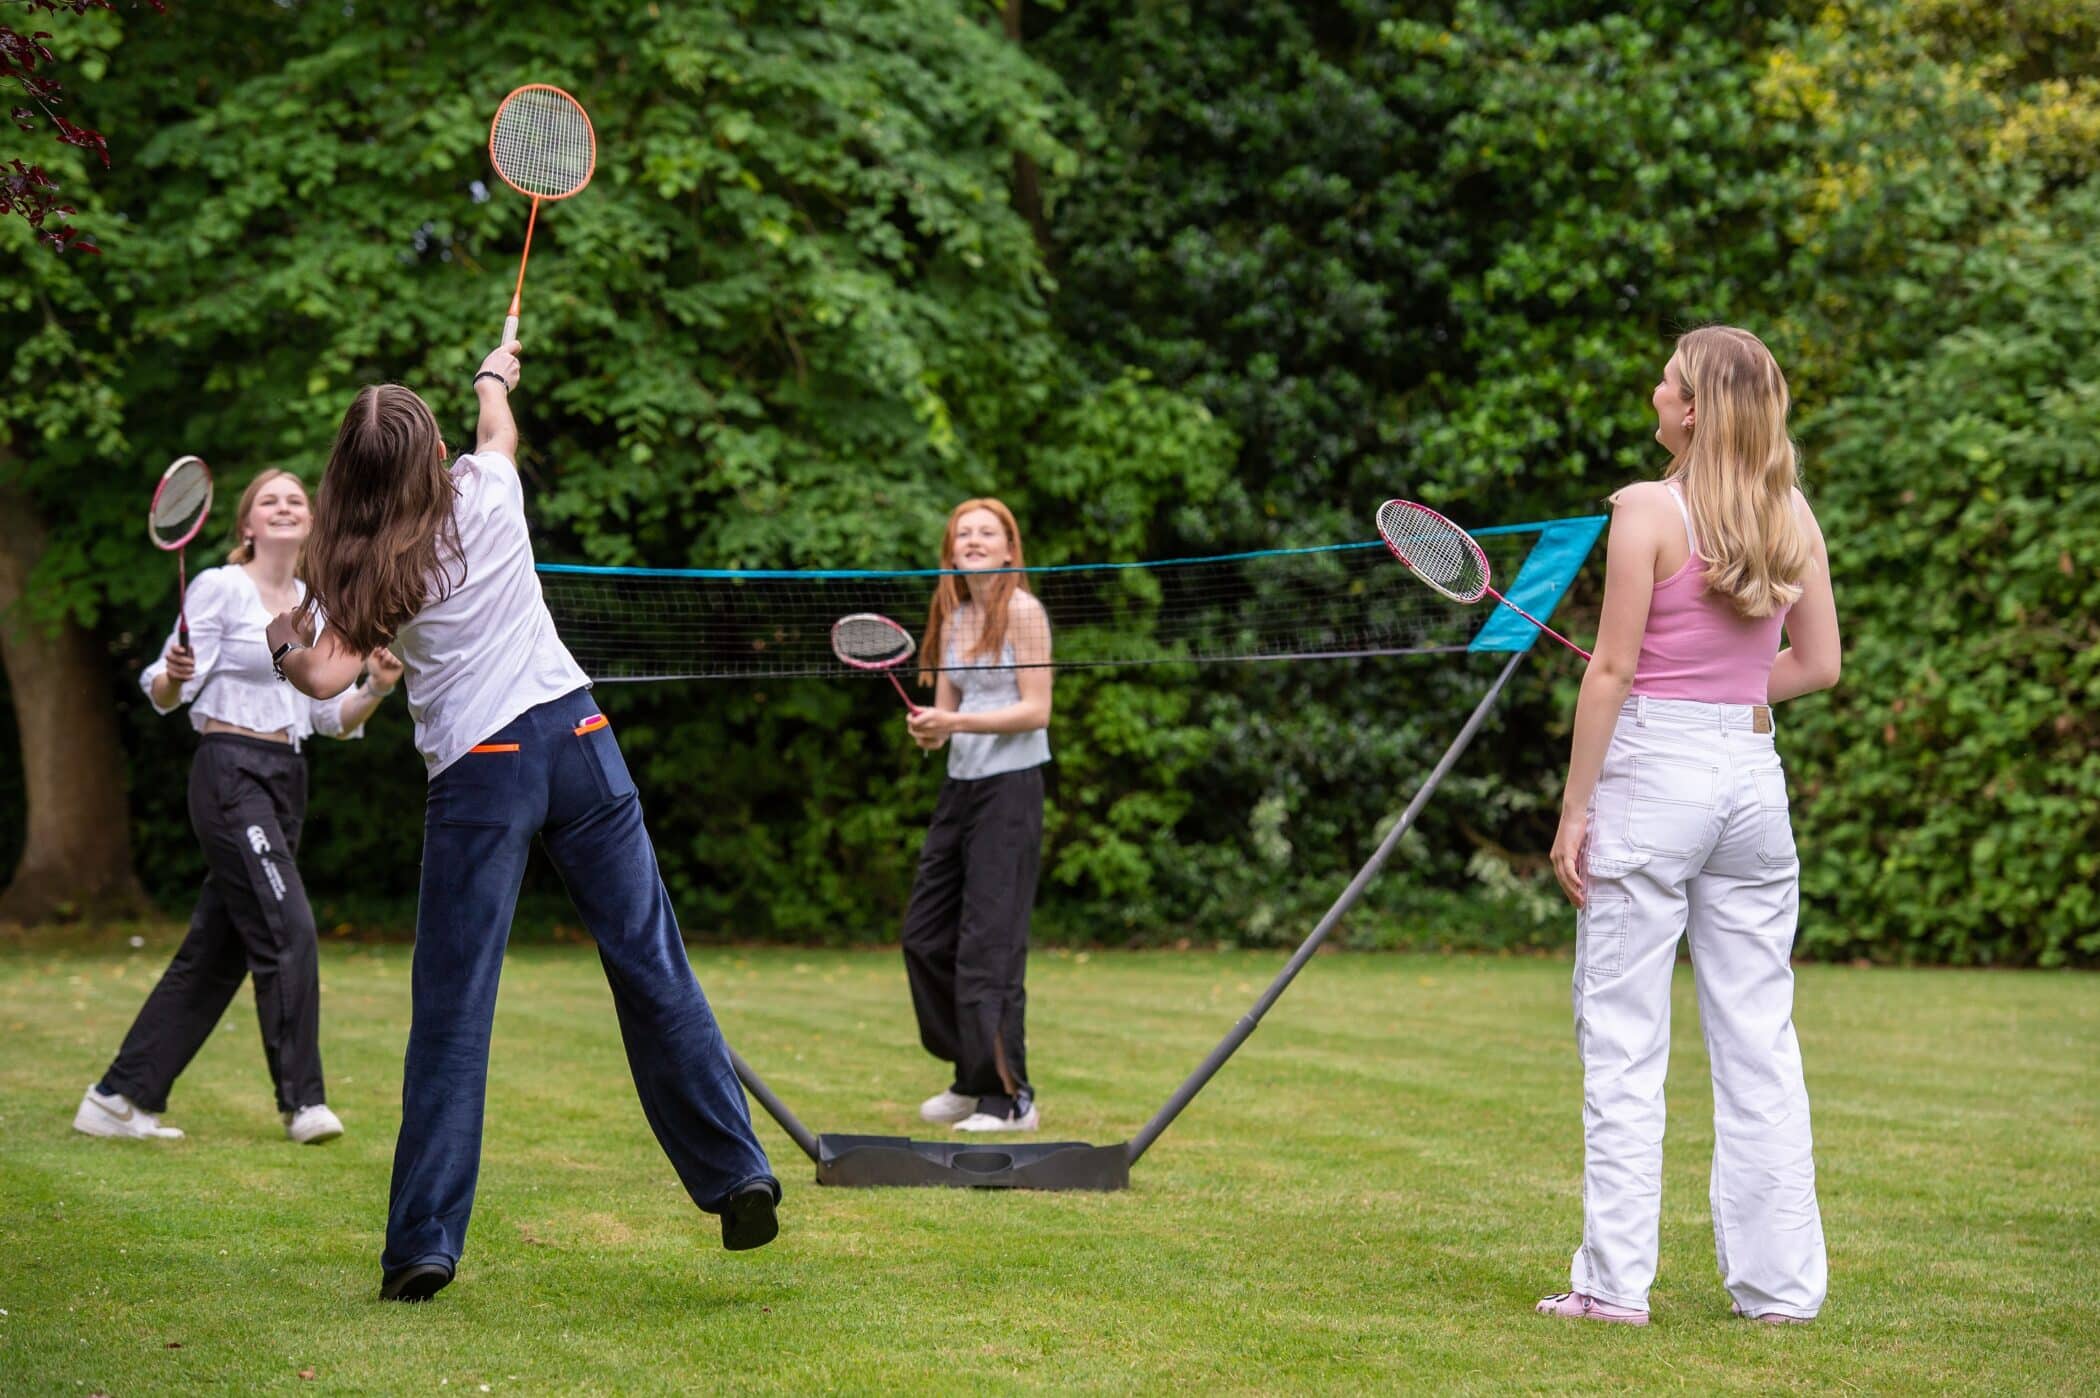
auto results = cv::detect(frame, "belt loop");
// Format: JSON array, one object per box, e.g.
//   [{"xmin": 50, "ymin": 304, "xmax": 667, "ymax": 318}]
[{"xmin": 1635, "ymin": 694, "xmax": 1649, "ymax": 727}]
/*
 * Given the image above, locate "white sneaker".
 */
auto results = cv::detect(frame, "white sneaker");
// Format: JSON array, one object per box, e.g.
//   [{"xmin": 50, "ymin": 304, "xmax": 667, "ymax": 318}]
[
  {"xmin": 918, "ymin": 1089, "xmax": 978, "ymax": 1125},
  {"xmin": 73, "ymin": 1086, "xmax": 184, "ymax": 1140},
  {"xmin": 955, "ymin": 1103, "xmax": 1039, "ymax": 1133},
  {"xmin": 283, "ymin": 1104, "xmax": 344, "ymax": 1144}
]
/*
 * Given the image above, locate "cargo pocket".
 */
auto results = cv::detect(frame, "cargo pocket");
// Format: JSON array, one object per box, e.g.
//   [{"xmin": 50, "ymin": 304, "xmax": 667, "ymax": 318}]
[
  {"xmin": 1626, "ymin": 756, "xmax": 1719, "ymax": 858},
  {"xmin": 1751, "ymin": 766, "xmax": 1798, "ymax": 867},
  {"xmin": 1579, "ymin": 892, "xmax": 1631, "ymax": 981}
]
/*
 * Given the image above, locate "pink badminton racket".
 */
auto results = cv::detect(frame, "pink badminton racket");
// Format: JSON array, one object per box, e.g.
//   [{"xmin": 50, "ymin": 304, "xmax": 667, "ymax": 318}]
[
  {"xmin": 148, "ymin": 454, "xmax": 214, "ymax": 650},
  {"xmin": 1376, "ymin": 498, "xmax": 1592, "ymax": 660},
  {"xmin": 831, "ymin": 612, "xmax": 923, "ymax": 714}
]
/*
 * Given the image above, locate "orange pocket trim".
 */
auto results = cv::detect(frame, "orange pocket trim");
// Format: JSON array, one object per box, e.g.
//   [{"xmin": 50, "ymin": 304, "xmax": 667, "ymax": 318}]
[
  {"xmin": 573, "ymin": 715, "xmax": 609, "ymax": 736},
  {"xmin": 469, "ymin": 743, "xmax": 520, "ymax": 753}
]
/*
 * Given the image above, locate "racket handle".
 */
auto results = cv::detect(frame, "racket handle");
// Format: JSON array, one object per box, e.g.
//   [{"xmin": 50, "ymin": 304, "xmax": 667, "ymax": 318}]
[
  {"xmin": 887, "ymin": 671, "xmax": 921, "ymax": 715},
  {"xmin": 500, "ymin": 314, "xmax": 519, "ymax": 347}
]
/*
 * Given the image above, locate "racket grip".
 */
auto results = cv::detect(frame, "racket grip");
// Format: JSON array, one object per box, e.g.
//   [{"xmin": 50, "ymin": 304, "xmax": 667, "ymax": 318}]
[{"xmin": 500, "ymin": 314, "xmax": 519, "ymax": 347}]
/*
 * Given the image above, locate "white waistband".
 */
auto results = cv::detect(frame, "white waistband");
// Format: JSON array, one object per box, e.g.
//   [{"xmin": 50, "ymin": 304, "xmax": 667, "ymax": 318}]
[{"xmin": 1620, "ymin": 694, "xmax": 1774, "ymax": 733}]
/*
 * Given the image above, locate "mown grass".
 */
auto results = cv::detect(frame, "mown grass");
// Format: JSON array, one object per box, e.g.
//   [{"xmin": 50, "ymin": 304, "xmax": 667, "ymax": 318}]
[{"xmin": 1, "ymin": 929, "xmax": 2094, "ymax": 1393}]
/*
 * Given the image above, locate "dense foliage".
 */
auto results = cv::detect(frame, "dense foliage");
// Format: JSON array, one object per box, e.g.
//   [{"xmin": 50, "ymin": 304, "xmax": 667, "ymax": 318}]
[{"xmin": 2, "ymin": 1, "xmax": 2092, "ymax": 963}]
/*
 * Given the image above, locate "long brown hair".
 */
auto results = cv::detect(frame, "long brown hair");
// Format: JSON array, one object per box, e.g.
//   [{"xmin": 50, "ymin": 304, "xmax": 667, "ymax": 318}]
[
  {"xmin": 297, "ymin": 384, "xmax": 465, "ymax": 652},
  {"xmin": 1663, "ymin": 325, "xmax": 1810, "ymax": 619},
  {"xmin": 918, "ymin": 498, "xmax": 1028, "ymax": 688},
  {"xmin": 225, "ymin": 468, "xmax": 306, "ymax": 566}
]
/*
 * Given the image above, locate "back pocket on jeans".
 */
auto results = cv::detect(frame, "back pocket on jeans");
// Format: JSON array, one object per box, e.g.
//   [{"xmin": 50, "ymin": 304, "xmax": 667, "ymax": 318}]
[
  {"xmin": 575, "ymin": 716, "xmax": 637, "ymax": 804},
  {"xmin": 1625, "ymin": 756, "xmax": 1719, "ymax": 857},
  {"xmin": 428, "ymin": 746, "xmax": 521, "ymax": 827}
]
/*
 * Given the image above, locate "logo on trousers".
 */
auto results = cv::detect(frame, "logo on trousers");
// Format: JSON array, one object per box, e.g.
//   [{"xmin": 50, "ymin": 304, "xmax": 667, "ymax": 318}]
[{"xmin": 246, "ymin": 825, "xmax": 286, "ymax": 902}]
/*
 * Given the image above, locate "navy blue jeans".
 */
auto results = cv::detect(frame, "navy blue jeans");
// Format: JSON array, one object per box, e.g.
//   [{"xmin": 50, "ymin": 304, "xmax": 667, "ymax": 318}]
[{"xmin": 382, "ymin": 689, "xmax": 776, "ymax": 1277}]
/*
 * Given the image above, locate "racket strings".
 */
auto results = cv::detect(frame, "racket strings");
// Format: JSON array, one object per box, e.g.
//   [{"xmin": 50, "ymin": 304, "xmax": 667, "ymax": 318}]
[
  {"xmin": 833, "ymin": 614, "xmax": 915, "ymax": 667},
  {"xmin": 151, "ymin": 463, "xmax": 213, "ymax": 544},
  {"xmin": 490, "ymin": 88, "xmax": 595, "ymax": 199},
  {"xmin": 1376, "ymin": 501, "xmax": 1488, "ymax": 602}
]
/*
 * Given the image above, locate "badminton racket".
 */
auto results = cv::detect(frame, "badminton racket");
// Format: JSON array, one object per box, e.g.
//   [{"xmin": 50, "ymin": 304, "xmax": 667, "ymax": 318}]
[
  {"xmin": 148, "ymin": 455, "xmax": 214, "ymax": 651},
  {"xmin": 1376, "ymin": 498, "xmax": 1592, "ymax": 659},
  {"xmin": 488, "ymin": 83, "xmax": 596, "ymax": 346},
  {"xmin": 831, "ymin": 612, "xmax": 923, "ymax": 715}
]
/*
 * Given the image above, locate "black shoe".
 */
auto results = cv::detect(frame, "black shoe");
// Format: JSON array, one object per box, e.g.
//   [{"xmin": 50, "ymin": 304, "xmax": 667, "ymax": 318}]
[
  {"xmin": 720, "ymin": 1181, "xmax": 779, "ymax": 1252},
  {"xmin": 379, "ymin": 1261, "xmax": 454, "ymax": 1302}
]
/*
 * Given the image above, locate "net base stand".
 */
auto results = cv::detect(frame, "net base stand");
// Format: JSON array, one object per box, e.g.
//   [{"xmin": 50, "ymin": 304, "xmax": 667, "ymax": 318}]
[{"xmin": 815, "ymin": 1133, "xmax": 1130, "ymax": 1191}]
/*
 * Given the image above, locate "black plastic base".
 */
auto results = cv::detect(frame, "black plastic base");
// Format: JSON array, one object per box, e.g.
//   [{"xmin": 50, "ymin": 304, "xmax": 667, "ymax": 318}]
[{"xmin": 814, "ymin": 1134, "xmax": 1130, "ymax": 1191}]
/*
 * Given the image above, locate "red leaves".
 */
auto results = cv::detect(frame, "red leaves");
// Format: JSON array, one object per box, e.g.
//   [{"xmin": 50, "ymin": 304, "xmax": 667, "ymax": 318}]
[
  {"xmin": 0, "ymin": 158, "xmax": 99, "ymax": 253},
  {"xmin": 0, "ymin": 1, "xmax": 167, "ymax": 250}
]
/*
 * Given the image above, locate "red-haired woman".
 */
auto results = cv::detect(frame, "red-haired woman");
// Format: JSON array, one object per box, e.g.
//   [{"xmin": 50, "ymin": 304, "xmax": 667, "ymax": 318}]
[{"xmin": 901, "ymin": 499, "xmax": 1053, "ymax": 1134}]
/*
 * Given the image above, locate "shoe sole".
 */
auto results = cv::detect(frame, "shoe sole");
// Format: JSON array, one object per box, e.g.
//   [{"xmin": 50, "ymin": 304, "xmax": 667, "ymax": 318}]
[
  {"xmin": 380, "ymin": 1263, "xmax": 453, "ymax": 1302},
  {"xmin": 73, "ymin": 1112, "xmax": 181, "ymax": 1140},
  {"xmin": 289, "ymin": 1127, "xmax": 344, "ymax": 1145},
  {"xmin": 721, "ymin": 1187, "xmax": 779, "ymax": 1252}
]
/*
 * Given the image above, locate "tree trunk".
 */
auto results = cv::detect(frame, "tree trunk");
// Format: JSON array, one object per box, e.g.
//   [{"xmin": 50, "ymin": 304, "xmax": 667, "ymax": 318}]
[
  {"xmin": 0, "ymin": 466, "xmax": 148, "ymax": 922},
  {"xmin": 1004, "ymin": 0, "xmax": 1051, "ymax": 258}
]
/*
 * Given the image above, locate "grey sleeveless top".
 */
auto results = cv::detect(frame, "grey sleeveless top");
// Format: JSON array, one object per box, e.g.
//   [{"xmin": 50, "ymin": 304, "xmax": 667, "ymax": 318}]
[{"xmin": 943, "ymin": 627, "xmax": 1051, "ymax": 781}]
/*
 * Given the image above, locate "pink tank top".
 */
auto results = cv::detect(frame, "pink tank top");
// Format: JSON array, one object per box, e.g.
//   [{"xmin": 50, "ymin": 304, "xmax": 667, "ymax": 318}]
[{"xmin": 1631, "ymin": 484, "xmax": 1789, "ymax": 704}]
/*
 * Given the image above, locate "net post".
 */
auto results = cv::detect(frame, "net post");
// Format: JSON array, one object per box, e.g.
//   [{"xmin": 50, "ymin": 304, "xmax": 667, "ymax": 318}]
[
  {"xmin": 728, "ymin": 1048, "xmax": 821, "ymax": 1163},
  {"xmin": 1123, "ymin": 648, "xmax": 1530, "ymax": 1166}
]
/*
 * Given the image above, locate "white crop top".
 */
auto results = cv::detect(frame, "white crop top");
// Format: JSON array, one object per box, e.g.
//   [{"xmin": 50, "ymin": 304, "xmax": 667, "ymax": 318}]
[{"xmin": 141, "ymin": 564, "xmax": 363, "ymax": 751}]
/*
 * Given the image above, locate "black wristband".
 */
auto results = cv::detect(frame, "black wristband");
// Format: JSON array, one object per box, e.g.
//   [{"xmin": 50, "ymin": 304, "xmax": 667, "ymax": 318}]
[{"xmin": 474, "ymin": 370, "xmax": 510, "ymax": 391}]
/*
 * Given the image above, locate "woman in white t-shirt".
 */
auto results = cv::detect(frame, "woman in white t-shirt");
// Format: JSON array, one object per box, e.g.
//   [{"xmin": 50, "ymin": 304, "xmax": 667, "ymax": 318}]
[
  {"xmin": 267, "ymin": 343, "xmax": 779, "ymax": 1303},
  {"xmin": 77, "ymin": 469, "xmax": 400, "ymax": 1147}
]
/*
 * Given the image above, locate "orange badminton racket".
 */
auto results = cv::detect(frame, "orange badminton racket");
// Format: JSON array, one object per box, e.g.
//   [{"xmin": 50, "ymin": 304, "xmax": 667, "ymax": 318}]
[{"xmin": 488, "ymin": 84, "xmax": 596, "ymax": 346}]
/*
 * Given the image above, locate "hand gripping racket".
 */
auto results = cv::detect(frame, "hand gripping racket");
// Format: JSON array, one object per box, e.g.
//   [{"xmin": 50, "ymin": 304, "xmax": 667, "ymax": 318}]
[
  {"xmin": 1376, "ymin": 498, "xmax": 1592, "ymax": 659},
  {"xmin": 831, "ymin": 613, "xmax": 924, "ymax": 714},
  {"xmin": 148, "ymin": 455, "xmax": 214, "ymax": 650},
  {"xmin": 488, "ymin": 84, "xmax": 596, "ymax": 346}
]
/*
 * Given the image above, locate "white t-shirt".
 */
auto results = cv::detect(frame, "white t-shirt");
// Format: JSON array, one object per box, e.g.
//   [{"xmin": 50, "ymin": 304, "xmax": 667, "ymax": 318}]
[
  {"xmin": 391, "ymin": 449, "xmax": 589, "ymax": 775},
  {"xmin": 141, "ymin": 564, "xmax": 362, "ymax": 751}
]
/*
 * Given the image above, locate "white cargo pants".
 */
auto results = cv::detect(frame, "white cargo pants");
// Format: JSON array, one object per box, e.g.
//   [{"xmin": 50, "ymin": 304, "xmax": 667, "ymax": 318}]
[{"xmin": 1569, "ymin": 695, "xmax": 1827, "ymax": 1320}]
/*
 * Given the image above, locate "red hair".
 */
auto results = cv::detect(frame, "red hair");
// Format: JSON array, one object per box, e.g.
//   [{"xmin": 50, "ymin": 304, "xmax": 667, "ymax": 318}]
[{"xmin": 918, "ymin": 498, "xmax": 1028, "ymax": 687}]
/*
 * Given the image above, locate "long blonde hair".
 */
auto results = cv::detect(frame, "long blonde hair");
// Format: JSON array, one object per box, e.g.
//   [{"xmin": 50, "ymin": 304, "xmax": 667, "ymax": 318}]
[
  {"xmin": 918, "ymin": 498, "xmax": 1028, "ymax": 688},
  {"xmin": 225, "ymin": 469, "xmax": 306, "ymax": 566},
  {"xmin": 1664, "ymin": 325, "xmax": 1810, "ymax": 619}
]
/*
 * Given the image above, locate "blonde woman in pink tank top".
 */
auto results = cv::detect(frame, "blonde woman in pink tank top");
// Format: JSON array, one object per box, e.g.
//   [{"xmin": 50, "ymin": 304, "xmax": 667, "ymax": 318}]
[{"xmin": 1535, "ymin": 327, "xmax": 1842, "ymax": 1329}]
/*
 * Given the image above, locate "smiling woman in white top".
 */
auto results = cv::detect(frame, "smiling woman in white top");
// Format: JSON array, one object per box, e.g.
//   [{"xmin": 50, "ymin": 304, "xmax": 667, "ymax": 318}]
[{"xmin": 76, "ymin": 469, "xmax": 400, "ymax": 1147}]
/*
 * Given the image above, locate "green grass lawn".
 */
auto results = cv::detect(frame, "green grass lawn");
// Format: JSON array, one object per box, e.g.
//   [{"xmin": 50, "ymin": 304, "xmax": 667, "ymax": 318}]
[{"xmin": 2, "ymin": 930, "xmax": 2095, "ymax": 1394}]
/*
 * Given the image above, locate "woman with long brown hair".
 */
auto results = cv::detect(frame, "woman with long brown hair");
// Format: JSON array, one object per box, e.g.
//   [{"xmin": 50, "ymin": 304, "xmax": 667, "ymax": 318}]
[
  {"xmin": 1538, "ymin": 326, "xmax": 1840, "ymax": 1327},
  {"xmin": 900, "ymin": 498, "xmax": 1053, "ymax": 1134},
  {"xmin": 76, "ymin": 469, "xmax": 400, "ymax": 1146},
  {"xmin": 265, "ymin": 343, "xmax": 778, "ymax": 1302}
]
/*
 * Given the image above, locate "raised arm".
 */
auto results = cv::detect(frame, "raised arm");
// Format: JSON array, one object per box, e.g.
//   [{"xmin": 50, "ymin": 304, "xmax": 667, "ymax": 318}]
[
  {"xmin": 474, "ymin": 341, "xmax": 522, "ymax": 462},
  {"xmin": 1766, "ymin": 492, "xmax": 1841, "ymax": 703}
]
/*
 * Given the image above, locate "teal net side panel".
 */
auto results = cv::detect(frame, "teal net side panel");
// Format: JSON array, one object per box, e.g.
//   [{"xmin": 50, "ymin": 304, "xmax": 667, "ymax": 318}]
[{"xmin": 1467, "ymin": 514, "xmax": 1607, "ymax": 654}]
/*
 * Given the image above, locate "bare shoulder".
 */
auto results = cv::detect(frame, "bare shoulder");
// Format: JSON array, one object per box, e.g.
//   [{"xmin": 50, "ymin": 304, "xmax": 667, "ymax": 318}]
[
  {"xmin": 1607, "ymin": 479, "xmax": 1676, "ymax": 542},
  {"xmin": 1790, "ymin": 486, "xmax": 1828, "ymax": 546},
  {"xmin": 1008, "ymin": 588, "xmax": 1049, "ymax": 622}
]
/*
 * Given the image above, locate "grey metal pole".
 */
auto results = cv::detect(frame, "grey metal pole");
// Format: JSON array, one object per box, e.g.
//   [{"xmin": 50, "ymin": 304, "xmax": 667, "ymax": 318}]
[
  {"xmin": 1124, "ymin": 648, "xmax": 1530, "ymax": 1165},
  {"xmin": 729, "ymin": 1047, "xmax": 822, "ymax": 1162}
]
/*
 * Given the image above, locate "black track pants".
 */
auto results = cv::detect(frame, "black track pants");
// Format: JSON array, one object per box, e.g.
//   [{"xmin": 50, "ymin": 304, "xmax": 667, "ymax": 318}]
[
  {"xmin": 102, "ymin": 733, "xmax": 325, "ymax": 1114},
  {"xmin": 900, "ymin": 766, "xmax": 1043, "ymax": 1111}
]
